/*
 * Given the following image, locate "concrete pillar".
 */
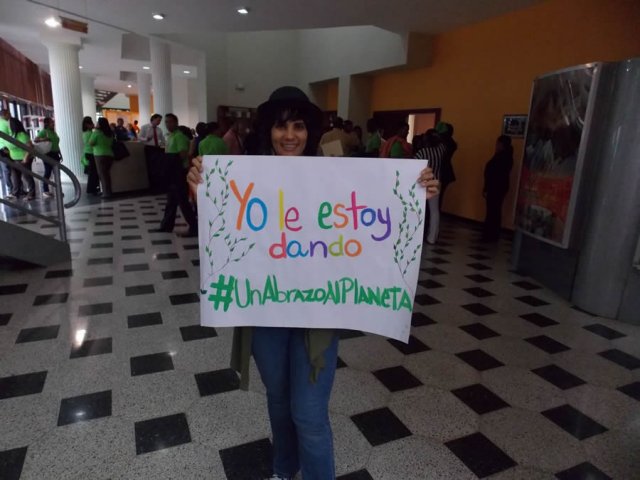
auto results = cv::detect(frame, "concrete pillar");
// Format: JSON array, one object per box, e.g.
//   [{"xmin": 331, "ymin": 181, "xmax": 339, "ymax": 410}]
[
  {"xmin": 137, "ymin": 72, "xmax": 151, "ymax": 124},
  {"xmin": 196, "ymin": 52, "xmax": 207, "ymax": 123},
  {"xmin": 44, "ymin": 41, "xmax": 84, "ymax": 176},
  {"xmin": 150, "ymin": 38, "xmax": 172, "ymax": 117},
  {"xmin": 337, "ymin": 75, "xmax": 351, "ymax": 120},
  {"xmin": 80, "ymin": 74, "xmax": 96, "ymax": 120},
  {"xmin": 337, "ymin": 75, "xmax": 372, "ymax": 128}
]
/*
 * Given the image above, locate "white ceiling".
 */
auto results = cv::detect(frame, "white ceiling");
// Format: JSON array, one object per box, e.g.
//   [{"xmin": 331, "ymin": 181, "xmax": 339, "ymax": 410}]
[{"xmin": 0, "ymin": 0, "xmax": 542, "ymax": 94}]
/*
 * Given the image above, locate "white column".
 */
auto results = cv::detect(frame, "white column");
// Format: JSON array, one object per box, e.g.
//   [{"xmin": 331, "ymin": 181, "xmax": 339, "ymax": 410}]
[
  {"xmin": 45, "ymin": 41, "xmax": 84, "ymax": 177},
  {"xmin": 196, "ymin": 52, "xmax": 207, "ymax": 123},
  {"xmin": 137, "ymin": 72, "xmax": 151, "ymax": 124},
  {"xmin": 80, "ymin": 74, "xmax": 96, "ymax": 119},
  {"xmin": 150, "ymin": 38, "xmax": 172, "ymax": 117},
  {"xmin": 337, "ymin": 75, "xmax": 351, "ymax": 120}
]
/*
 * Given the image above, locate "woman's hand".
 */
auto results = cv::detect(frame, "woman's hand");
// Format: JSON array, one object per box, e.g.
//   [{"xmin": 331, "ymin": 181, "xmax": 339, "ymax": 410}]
[
  {"xmin": 187, "ymin": 156, "xmax": 204, "ymax": 197},
  {"xmin": 418, "ymin": 167, "xmax": 440, "ymax": 199}
]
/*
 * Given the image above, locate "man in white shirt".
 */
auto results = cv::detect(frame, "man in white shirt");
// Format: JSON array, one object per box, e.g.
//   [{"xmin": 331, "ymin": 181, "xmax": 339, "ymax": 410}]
[{"xmin": 138, "ymin": 114, "xmax": 166, "ymax": 193}]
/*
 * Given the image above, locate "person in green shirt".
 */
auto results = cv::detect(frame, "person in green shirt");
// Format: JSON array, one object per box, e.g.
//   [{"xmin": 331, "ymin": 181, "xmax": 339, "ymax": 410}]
[
  {"xmin": 33, "ymin": 117, "xmax": 62, "ymax": 198},
  {"xmin": 0, "ymin": 109, "xmax": 13, "ymax": 193},
  {"xmin": 89, "ymin": 117, "xmax": 115, "ymax": 198},
  {"xmin": 5, "ymin": 118, "xmax": 34, "ymax": 200},
  {"xmin": 365, "ymin": 117, "xmax": 384, "ymax": 157},
  {"xmin": 198, "ymin": 122, "xmax": 229, "ymax": 156},
  {"xmin": 153, "ymin": 113, "xmax": 197, "ymax": 237},
  {"xmin": 82, "ymin": 116, "xmax": 100, "ymax": 195}
]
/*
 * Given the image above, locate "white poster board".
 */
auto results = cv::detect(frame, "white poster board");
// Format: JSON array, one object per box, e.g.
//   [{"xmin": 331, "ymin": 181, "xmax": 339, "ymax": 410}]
[{"xmin": 197, "ymin": 155, "xmax": 427, "ymax": 342}]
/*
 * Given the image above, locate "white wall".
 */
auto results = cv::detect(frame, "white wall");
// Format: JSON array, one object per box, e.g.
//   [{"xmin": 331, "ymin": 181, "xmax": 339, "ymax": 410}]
[
  {"xmin": 165, "ymin": 26, "xmax": 417, "ymax": 115},
  {"xmin": 297, "ymin": 26, "xmax": 408, "ymax": 84}
]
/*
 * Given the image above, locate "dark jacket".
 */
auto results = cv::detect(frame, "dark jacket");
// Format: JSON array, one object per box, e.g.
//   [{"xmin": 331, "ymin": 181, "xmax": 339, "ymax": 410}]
[{"xmin": 484, "ymin": 150, "xmax": 513, "ymax": 196}]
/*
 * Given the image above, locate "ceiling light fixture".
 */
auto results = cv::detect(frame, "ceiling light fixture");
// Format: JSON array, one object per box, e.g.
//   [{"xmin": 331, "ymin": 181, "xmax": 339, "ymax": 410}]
[
  {"xmin": 45, "ymin": 16, "xmax": 61, "ymax": 28},
  {"xmin": 127, "ymin": 84, "xmax": 132, "ymax": 88},
  {"xmin": 78, "ymin": 65, "xmax": 83, "ymax": 69},
  {"xmin": 183, "ymin": 70, "xmax": 190, "ymax": 74},
  {"xmin": 237, "ymin": 7, "xmax": 249, "ymax": 15},
  {"xmin": 142, "ymin": 66, "xmax": 150, "ymax": 70},
  {"xmin": 152, "ymin": 13, "xmax": 165, "ymax": 20}
]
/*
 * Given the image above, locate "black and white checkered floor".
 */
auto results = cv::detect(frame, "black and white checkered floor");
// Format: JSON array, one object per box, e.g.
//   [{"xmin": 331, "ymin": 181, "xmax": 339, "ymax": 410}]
[{"xmin": 1, "ymin": 194, "xmax": 639, "ymax": 480}]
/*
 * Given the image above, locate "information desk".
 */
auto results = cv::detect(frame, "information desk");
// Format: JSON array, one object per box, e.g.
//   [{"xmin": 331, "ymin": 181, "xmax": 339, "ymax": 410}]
[{"xmin": 111, "ymin": 141, "xmax": 150, "ymax": 193}]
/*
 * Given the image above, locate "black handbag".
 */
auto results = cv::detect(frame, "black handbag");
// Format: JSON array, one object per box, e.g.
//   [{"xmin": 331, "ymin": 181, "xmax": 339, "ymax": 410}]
[{"xmin": 112, "ymin": 140, "xmax": 130, "ymax": 161}]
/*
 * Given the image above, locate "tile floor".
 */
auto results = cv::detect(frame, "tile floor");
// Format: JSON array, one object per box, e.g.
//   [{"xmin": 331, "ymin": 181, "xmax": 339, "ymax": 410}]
[{"xmin": 1, "ymin": 195, "xmax": 639, "ymax": 480}]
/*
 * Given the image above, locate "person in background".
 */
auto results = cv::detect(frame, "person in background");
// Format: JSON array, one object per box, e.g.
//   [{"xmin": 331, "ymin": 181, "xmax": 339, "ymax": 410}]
[
  {"xmin": 223, "ymin": 118, "xmax": 249, "ymax": 155},
  {"xmin": 114, "ymin": 117, "xmax": 129, "ymax": 141},
  {"xmin": 343, "ymin": 120, "xmax": 361, "ymax": 156},
  {"xmin": 435, "ymin": 121, "xmax": 457, "ymax": 210},
  {"xmin": 0, "ymin": 109, "xmax": 13, "ymax": 194},
  {"xmin": 483, "ymin": 135, "xmax": 514, "ymax": 242},
  {"xmin": 127, "ymin": 123, "xmax": 137, "ymax": 140},
  {"xmin": 189, "ymin": 122, "xmax": 208, "ymax": 160},
  {"xmin": 154, "ymin": 113, "xmax": 198, "ymax": 237},
  {"xmin": 82, "ymin": 116, "xmax": 100, "ymax": 196},
  {"xmin": 6, "ymin": 118, "xmax": 34, "ymax": 200},
  {"xmin": 132, "ymin": 119, "xmax": 140, "ymax": 135},
  {"xmin": 33, "ymin": 117, "xmax": 61, "ymax": 199},
  {"xmin": 187, "ymin": 86, "xmax": 441, "ymax": 480},
  {"xmin": 198, "ymin": 122, "xmax": 229, "ymax": 156},
  {"xmin": 319, "ymin": 117, "xmax": 357, "ymax": 156},
  {"xmin": 364, "ymin": 117, "xmax": 383, "ymax": 157},
  {"xmin": 415, "ymin": 129, "xmax": 447, "ymax": 244},
  {"xmin": 243, "ymin": 121, "xmax": 260, "ymax": 155},
  {"xmin": 380, "ymin": 121, "xmax": 412, "ymax": 158},
  {"xmin": 138, "ymin": 114, "xmax": 166, "ymax": 193},
  {"xmin": 89, "ymin": 117, "xmax": 115, "ymax": 199}
]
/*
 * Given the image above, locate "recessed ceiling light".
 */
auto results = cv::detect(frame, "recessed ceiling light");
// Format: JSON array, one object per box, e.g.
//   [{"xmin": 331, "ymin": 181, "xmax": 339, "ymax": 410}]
[
  {"xmin": 45, "ymin": 16, "xmax": 61, "ymax": 28},
  {"xmin": 142, "ymin": 66, "xmax": 150, "ymax": 70},
  {"xmin": 237, "ymin": 7, "xmax": 249, "ymax": 15},
  {"xmin": 127, "ymin": 84, "xmax": 132, "ymax": 88},
  {"xmin": 78, "ymin": 65, "xmax": 83, "ymax": 69},
  {"xmin": 152, "ymin": 13, "xmax": 165, "ymax": 20},
  {"xmin": 183, "ymin": 70, "xmax": 190, "ymax": 74}
]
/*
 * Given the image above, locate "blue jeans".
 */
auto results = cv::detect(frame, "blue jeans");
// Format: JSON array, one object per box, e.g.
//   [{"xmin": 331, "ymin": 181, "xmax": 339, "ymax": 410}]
[{"xmin": 252, "ymin": 327, "xmax": 338, "ymax": 480}]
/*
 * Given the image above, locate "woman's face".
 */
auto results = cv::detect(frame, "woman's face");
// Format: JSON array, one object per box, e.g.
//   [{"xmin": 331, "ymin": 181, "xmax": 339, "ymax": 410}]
[{"xmin": 271, "ymin": 119, "xmax": 308, "ymax": 156}]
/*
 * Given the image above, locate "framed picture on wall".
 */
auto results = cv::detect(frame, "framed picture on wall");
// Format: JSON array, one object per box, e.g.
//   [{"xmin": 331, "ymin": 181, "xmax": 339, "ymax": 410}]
[
  {"xmin": 502, "ymin": 114, "xmax": 527, "ymax": 137},
  {"xmin": 514, "ymin": 64, "xmax": 601, "ymax": 248}
]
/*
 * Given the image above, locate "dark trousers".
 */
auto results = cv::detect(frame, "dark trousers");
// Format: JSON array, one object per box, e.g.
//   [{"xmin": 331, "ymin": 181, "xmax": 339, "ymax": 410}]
[
  {"xmin": 10, "ymin": 158, "xmax": 35, "ymax": 197},
  {"xmin": 85, "ymin": 153, "xmax": 100, "ymax": 194},
  {"xmin": 43, "ymin": 151, "xmax": 62, "ymax": 193},
  {"xmin": 144, "ymin": 145, "xmax": 166, "ymax": 193},
  {"xmin": 160, "ymin": 155, "xmax": 197, "ymax": 232},
  {"xmin": 483, "ymin": 192, "xmax": 506, "ymax": 241},
  {"xmin": 439, "ymin": 181, "xmax": 451, "ymax": 210},
  {"xmin": 95, "ymin": 155, "xmax": 114, "ymax": 196},
  {"xmin": 1, "ymin": 150, "xmax": 12, "ymax": 191}
]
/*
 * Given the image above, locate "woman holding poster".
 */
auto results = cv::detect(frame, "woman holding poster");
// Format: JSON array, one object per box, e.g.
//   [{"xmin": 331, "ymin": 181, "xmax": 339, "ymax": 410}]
[{"xmin": 188, "ymin": 86, "xmax": 440, "ymax": 480}]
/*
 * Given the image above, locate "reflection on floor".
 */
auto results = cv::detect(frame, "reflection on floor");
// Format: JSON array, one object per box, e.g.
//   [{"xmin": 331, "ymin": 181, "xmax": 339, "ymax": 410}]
[{"xmin": 1, "ymin": 194, "xmax": 639, "ymax": 479}]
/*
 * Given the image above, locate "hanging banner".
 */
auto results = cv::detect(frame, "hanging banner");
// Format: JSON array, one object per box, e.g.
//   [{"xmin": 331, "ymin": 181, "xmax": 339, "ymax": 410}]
[{"xmin": 197, "ymin": 155, "xmax": 427, "ymax": 342}]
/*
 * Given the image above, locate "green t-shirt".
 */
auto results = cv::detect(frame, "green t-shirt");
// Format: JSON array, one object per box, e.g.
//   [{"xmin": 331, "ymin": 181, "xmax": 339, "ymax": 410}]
[
  {"xmin": 89, "ymin": 130, "xmax": 114, "ymax": 157},
  {"xmin": 198, "ymin": 134, "xmax": 229, "ymax": 156},
  {"xmin": 166, "ymin": 130, "xmax": 190, "ymax": 154},
  {"xmin": 166, "ymin": 129, "xmax": 190, "ymax": 167},
  {"xmin": 390, "ymin": 140, "xmax": 405, "ymax": 158},
  {"xmin": 83, "ymin": 131, "xmax": 93, "ymax": 154},
  {"xmin": 81, "ymin": 130, "xmax": 93, "ymax": 166},
  {"xmin": 0, "ymin": 118, "xmax": 11, "ymax": 150},
  {"xmin": 365, "ymin": 132, "xmax": 382, "ymax": 154},
  {"xmin": 37, "ymin": 128, "xmax": 60, "ymax": 152},
  {"xmin": 7, "ymin": 131, "xmax": 29, "ymax": 160}
]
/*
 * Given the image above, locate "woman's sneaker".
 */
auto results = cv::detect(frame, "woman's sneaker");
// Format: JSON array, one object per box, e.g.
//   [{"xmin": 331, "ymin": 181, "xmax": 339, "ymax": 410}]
[
  {"xmin": 43, "ymin": 191, "xmax": 54, "ymax": 198},
  {"xmin": 265, "ymin": 476, "xmax": 293, "ymax": 480}
]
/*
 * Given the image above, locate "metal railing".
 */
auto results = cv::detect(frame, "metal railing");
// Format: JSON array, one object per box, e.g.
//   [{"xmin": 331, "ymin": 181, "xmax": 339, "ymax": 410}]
[{"xmin": 0, "ymin": 131, "xmax": 81, "ymax": 243}]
